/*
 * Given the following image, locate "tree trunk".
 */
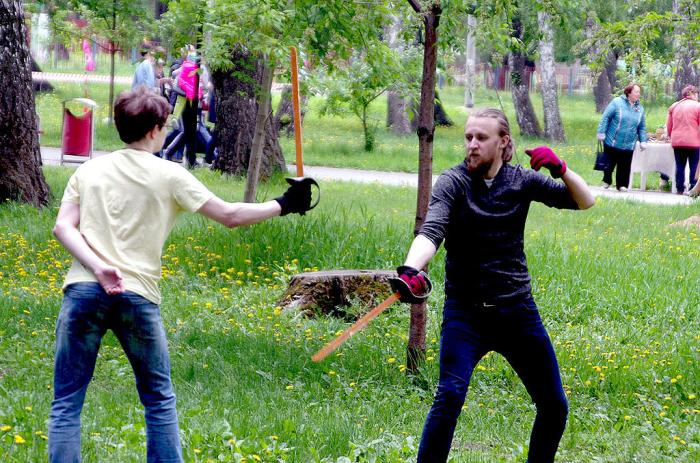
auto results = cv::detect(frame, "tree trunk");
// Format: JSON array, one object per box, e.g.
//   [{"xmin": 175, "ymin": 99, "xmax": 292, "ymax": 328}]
[
  {"xmin": 433, "ymin": 90, "xmax": 453, "ymax": 127},
  {"xmin": 274, "ymin": 85, "xmax": 306, "ymax": 138},
  {"xmin": 0, "ymin": 0, "xmax": 50, "ymax": 207},
  {"xmin": 410, "ymin": 90, "xmax": 453, "ymax": 131},
  {"xmin": 31, "ymin": 55, "xmax": 54, "ymax": 93},
  {"xmin": 672, "ymin": 0, "xmax": 698, "ymax": 100},
  {"xmin": 244, "ymin": 55, "xmax": 274, "ymax": 202},
  {"xmin": 387, "ymin": 91, "xmax": 411, "ymax": 134},
  {"xmin": 586, "ymin": 13, "xmax": 614, "ymax": 113},
  {"xmin": 537, "ymin": 11, "xmax": 565, "ymax": 142},
  {"xmin": 278, "ymin": 270, "xmax": 396, "ymax": 319},
  {"xmin": 107, "ymin": 0, "xmax": 116, "ymax": 125},
  {"xmin": 509, "ymin": 17, "xmax": 542, "ymax": 137},
  {"xmin": 211, "ymin": 47, "xmax": 285, "ymax": 178},
  {"xmin": 385, "ymin": 13, "xmax": 411, "ymax": 134},
  {"xmin": 406, "ymin": 1, "xmax": 441, "ymax": 374},
  {"xmin": 464, "ymin": 14, "xmax": 476, "ymax": 108}
]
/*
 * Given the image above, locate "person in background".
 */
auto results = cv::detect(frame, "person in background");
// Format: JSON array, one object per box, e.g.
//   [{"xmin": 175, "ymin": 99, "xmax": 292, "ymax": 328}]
[
  {"xmin": 48, "ymin": 87, "xmax": 315, "ymax": 463},
  {"xmin": 131, "ymin": 44, "xmax": 156, "ymax": 91},
  {"xmin": 666, "ymin": 85, "xmax": 700, "ymax": 195},
  {"xmin": 395, "ymin": 108, "xmax": 595, "ymax": 463},
  {"xmin": 597, "ymin": 83, "xmax": 648, "ymax": 192},
  {"xmin": 132, "ymin": 44, "xmax": 170, "ymax": 93}
]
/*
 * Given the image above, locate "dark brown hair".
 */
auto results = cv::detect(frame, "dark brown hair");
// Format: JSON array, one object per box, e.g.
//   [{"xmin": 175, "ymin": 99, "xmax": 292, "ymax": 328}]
[
  {"xmin": 681, "ymin": 85, "xmax": 698, "ymax": 98},
  {"xmin": 468, "ymin": 108, "xmax": 514, "ymax": 162},
  {"xmin": 623, "ymin": 83, "xmax": 641, "ymax": 96},
  {"xmin": 114, "ymin": 87, "xmax": 171, "ymax": 143}
]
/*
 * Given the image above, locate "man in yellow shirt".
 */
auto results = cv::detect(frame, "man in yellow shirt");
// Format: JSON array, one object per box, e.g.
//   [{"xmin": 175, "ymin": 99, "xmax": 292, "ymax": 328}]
[{"xmin": 49, "ymin": 87, "xmax": 314, "ymax": 462}]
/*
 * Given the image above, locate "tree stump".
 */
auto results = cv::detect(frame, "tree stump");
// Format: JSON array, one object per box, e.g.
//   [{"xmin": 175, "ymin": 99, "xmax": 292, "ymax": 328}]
[{"xmin": 278, "ymin": 270, "xmax": 397, "ymax": 320}]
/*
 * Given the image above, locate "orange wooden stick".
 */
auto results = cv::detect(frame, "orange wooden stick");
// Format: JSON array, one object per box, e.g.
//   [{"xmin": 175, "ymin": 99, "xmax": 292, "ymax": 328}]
[
  {"xmin": 311, "ymin": 292, "xmax": 400, "ymax": 362},
  {"xmin": 290, "ymin": 46, "xmax": 304, "ymax": 177}
]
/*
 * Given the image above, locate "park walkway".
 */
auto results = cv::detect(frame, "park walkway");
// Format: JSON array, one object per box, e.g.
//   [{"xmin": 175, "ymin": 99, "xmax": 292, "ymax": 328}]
[{"xmin": 41, "ymin": 147, "xmax": 696, "ymax": 206}]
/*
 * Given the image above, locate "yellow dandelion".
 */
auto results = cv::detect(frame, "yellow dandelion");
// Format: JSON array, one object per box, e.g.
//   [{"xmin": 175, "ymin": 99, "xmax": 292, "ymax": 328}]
[{"xmin": 14, "ymin": 434, "xmax": 26, "ymax": 444}]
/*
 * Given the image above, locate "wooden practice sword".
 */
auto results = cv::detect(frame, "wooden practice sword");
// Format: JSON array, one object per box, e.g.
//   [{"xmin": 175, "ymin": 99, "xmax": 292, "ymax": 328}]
[{"xmin": 311, "ymin": 292, "xmax": 400, "ymax": 362}]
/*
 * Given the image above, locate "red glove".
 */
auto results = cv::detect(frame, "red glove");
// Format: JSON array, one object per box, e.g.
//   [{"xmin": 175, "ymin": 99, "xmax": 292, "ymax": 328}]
[
  {"xmin": 390, "ymin": 265, "xmax": 432, "ymax": 304},
  {"xmin": 525, "ymin": 146, "xmax": 567, "ymax": 178}
]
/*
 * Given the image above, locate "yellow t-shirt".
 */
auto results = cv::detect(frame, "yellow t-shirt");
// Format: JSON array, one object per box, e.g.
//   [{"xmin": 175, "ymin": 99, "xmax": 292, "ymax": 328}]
[{"xmin": 61, "ymin": 148, "xmax": 215, "ymax": 304}]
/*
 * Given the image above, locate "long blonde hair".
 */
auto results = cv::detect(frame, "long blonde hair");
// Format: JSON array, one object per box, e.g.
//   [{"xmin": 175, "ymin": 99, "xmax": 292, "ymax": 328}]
[{"xmin": 468, "ymin": 108, "xmax": 514, "ymax": 162}]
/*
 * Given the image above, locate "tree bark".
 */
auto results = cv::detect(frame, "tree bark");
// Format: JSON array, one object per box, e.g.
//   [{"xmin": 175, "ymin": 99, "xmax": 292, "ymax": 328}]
[
  {"xmin": 509, "ymin": 17, "xmax": 542, "ymax": 137},
  {"xmin": 31, "ymin": 55, "xmax": 54, "ymax": 93},
  {"xmin": 406, "ymin": 0, "xmax": 441, "ymax": 374},
  {"xmin": 0, "ymin": 0, "xmax": 50, "ymax": 207},
  {"xmin": 244, "ymin": 55, "xmax": 274, "ymax": 202},
  {"xmin": 387, "ymin": 92, "xmax": 411, "ymax": 134},
  {"xmin": 211, "ymin": 47, "xmax": 285, "ymax": 178},
  {"xmin": 537, "ymin": 11, "xmax": 565, "ymax": 142},
  {"xmin": 410, "ymin": 90, "xmax": 453, "ymax": 130},
  {"xmin": 278, "ymin": 270, "xmax": 396, "ymax": 319},
  {"xmin": 586, "ymin": 13, "xmax": 614, "ymax": 113},
  {"xmin": 672, "ymin": 0, "xmax": 698, "ymax": 100},
  {"xmin": 433, "ymin": 90, "xmax": 453, "ymax": 127},
  {"xmin": 385, "ymin": 13, "xmax": 411, "ymax": 134},
  {"xmin": 274, "ymin": 85, "xmax": 306, "ymax": 138},
  {"xmin": 464, "ymin": 14, "xmax": 476, "ymax": 108},
  {"xmin": 107, "ymin": 0, "xmax": 116, "ymax": 125}
]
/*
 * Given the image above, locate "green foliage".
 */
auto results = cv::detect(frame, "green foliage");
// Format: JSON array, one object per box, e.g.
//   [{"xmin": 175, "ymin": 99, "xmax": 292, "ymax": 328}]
[
  {"xmin": 65, "ymin": 0, "xmax": 151, "ymax": 49},
  {"xmin": 311, "ymin": 45, "xmax": 419, "ymax": 152}
]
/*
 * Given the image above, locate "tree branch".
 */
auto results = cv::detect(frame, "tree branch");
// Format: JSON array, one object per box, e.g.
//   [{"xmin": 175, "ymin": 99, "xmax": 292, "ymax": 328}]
[{"xmin": 407, "ymin": 0, "xmax": 421, "ymax": 14}]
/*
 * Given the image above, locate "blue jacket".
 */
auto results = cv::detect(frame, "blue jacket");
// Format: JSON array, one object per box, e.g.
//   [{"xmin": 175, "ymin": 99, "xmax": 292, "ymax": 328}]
[{"xmin": 597, "ymin": 95, "xmax": 647, "ymax": 151}]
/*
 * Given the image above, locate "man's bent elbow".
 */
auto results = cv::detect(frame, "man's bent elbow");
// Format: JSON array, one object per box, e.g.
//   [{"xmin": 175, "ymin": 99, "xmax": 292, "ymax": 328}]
[
  {"xmin": 578, "ymin": 197, "xmax": 596, "ymax": 210},
  {"xmin": 52, "ymin": 222, "xmax": 68, "ymax": 240}
]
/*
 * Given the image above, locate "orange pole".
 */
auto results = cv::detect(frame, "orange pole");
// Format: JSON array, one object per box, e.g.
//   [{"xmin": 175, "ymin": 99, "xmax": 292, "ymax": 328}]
[
  {"xmin": 311, "ymin": 292, "xmax": 400, "ymax": 362},
  {"xmin": 290, "ymin": 47, "xmax": 304, "ymax": 177}
]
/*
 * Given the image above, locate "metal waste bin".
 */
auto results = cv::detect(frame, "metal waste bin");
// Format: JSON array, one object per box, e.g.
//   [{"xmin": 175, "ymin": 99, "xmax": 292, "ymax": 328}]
[{"xmin": 60, "ymin": 98, "xmax": 97, "ymax": 165}]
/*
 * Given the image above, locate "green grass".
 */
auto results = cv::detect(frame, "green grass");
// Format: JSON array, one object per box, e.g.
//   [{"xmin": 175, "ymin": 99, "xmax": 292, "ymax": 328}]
[
  {"xmin": 38, "ymin": 53, "xmax": 137, "ymax": 77},
  {"xmin": 1, "ymin": 167, "xmax": 698, "ymax": 462}
]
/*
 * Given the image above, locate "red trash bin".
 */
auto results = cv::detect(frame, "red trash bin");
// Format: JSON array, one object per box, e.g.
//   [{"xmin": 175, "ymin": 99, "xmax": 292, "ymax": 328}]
[{"xmin": 60, "ymin": 98, "xmax": 97, "ymax": 165}]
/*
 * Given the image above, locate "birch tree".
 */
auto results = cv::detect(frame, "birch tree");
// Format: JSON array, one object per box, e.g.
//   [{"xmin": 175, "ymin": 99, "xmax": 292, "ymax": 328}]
[{"xmin": 537, "ymin": 9, "xmax": 565, "ymax": 141}]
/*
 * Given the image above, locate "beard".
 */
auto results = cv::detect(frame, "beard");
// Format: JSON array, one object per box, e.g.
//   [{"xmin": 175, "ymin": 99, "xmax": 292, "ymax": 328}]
[{"xmin": 466, "ymin": 153, "xmax": 494, "ymax": 177}]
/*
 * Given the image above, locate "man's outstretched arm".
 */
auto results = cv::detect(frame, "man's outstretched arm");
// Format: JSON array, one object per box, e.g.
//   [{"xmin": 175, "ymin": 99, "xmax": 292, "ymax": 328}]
[
  {"xmin": 197, "ymin": 179, "xmax": 314, "ymax": 227},
  {"xmin": 197, "ymin": 197, "xmax": 282, "ymax": 228},
  {"xmin": 561, "ymin": 169, "xmax": 595, "ymax": 210}
]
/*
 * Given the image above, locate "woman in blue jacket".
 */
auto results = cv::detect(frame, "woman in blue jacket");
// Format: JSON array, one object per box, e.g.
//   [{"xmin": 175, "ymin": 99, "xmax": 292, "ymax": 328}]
[{"xmin": 597, "ymin": 83, "xmax": 648, "ymax": 191}]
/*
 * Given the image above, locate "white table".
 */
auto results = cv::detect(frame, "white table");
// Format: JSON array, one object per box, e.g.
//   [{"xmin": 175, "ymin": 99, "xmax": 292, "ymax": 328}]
[{"xmin": 629, "ymin": 142, "xmax": 688, "ymax": 193}]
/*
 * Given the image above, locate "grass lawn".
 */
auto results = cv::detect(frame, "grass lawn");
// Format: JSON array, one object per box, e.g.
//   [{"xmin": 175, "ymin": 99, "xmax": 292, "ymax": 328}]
[
  {"xmin": 0, "ymin": 167, "xmax": 698, "ymax": 462},
  {"xmin": 36, "ymin": 81, "xmax": 674, "ymax": 188}
]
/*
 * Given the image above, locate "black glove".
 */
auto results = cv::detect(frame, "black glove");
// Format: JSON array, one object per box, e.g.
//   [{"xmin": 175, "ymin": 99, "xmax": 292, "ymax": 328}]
[
  {"xmin": 390, "ymin": 265, "xmax": 433, "ymax": 304},
  {"xmin": 275, "ymin": 181, "xmax": 312, "ymax": 216}
]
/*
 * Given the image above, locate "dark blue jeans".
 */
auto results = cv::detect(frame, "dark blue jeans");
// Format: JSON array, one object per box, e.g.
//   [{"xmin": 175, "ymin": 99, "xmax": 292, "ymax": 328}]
[
  {"xmin": 49, "ymin": 283, "xmax": 183, "ymax": 463},
  {"xmin": 417, "ymin": 297, "xmax": 568, "ymax": 463},
  {"xmin": 673, "ymin": 147, "xmax": 699, "ymax": 193}
]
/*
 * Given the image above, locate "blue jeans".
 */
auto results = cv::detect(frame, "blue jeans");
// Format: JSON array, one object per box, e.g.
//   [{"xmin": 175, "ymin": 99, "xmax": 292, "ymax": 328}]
[
  {"xmin": 49, "ymin": 283, "xmax": 183, "ymax": 463},
  {"xmin": 417, "ymin": 297, "xmax": 568, "ymax": 463},
  {"xmin": 673, "ymin": 147, "xmax": 699, "ymax": 193}
]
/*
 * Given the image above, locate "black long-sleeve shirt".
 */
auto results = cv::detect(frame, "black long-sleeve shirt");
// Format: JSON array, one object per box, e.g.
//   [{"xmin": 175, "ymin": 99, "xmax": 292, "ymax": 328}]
[{"xmin": 419, "ymin": 161, "xmax": 579, "ymax": 304}]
